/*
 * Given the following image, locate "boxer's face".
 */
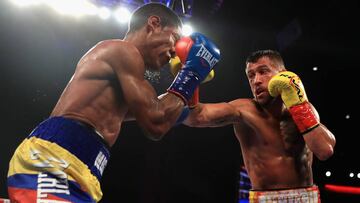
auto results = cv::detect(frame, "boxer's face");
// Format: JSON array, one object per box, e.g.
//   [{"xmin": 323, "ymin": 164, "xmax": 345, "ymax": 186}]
[
  {"xmin": 246, "ymin": 57, "xmax": 282, "ymax": 105},
  {"xmin": 144, "ymin": 19, "xmax": 181, "ymax": 70}
]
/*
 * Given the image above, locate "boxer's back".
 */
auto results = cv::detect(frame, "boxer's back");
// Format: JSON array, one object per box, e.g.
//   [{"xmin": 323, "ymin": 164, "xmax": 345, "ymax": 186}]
[{"xmin": 51, "ymin": 40, "xmax": 137, "ymax": 146}]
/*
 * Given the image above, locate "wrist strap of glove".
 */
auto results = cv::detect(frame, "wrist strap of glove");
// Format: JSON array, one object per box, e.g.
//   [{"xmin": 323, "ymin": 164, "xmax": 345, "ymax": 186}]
[
  {"xmin": 188, "ymin": 87, "xmax": 199, "ymax": 109},
  {"xmin": 167, "ymin": 68, "xmax": 200, "ymax": 102},
  {"xmin": 174, "ymin": 106, "xmax": 190, "ymax": 126},
  {"xmin": 289, "ymin": 101, "xmax": 320, "ymax": 134}
]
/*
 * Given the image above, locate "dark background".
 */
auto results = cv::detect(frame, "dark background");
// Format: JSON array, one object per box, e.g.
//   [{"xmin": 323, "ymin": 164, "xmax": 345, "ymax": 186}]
[{"xmin": 1, "ymin": 0, "xmax": 359, "ymax": 202}]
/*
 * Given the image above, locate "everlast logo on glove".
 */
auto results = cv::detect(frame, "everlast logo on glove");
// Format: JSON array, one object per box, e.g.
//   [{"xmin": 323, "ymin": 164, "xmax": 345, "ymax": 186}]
[
  {"xmin": 196, "ymin": 45, "xmax": 219, "ymax": 68},
  {"xmin": 169, "ymin": 32, "xmax": 220, "ymax": 101}
]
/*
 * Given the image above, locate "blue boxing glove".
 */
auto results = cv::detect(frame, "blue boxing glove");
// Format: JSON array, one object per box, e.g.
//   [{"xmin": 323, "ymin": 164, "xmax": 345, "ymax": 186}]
[{"xmin": 167, "ymin": 32, "xmax": 220, "ymax": 104}]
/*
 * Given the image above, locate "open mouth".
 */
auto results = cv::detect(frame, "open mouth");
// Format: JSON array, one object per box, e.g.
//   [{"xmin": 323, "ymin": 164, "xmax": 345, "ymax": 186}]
[{"xmin": 255, "ymin": 88, "xmax": 265, "ymax": 96}]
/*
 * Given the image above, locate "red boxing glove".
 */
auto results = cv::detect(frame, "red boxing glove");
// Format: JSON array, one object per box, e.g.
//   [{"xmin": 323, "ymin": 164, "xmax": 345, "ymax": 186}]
[{"xmin": 175, "ymin": 36, "xmax": 193, "ymax": 63}]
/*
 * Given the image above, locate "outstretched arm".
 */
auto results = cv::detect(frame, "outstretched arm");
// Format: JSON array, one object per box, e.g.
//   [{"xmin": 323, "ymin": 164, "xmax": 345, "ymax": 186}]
[{"xmin": 184, "ymin": 101, "xmax": 241, "ymax": 127}]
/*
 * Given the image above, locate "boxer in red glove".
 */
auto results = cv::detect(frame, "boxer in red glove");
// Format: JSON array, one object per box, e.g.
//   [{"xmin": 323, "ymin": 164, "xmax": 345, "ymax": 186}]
[
  {"xmin": 184, "ymin": 50, "xmax": 335, "ymax": 203},
  {"xmin": 7, "ymin": 3, "xmax": 220, "ymax": 203}
]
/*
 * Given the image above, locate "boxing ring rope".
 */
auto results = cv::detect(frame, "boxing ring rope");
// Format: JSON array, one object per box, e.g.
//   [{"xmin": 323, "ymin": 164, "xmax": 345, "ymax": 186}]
[{"xmin": 324, "ymin": 184, "xmax": 360, "ymax": 195}]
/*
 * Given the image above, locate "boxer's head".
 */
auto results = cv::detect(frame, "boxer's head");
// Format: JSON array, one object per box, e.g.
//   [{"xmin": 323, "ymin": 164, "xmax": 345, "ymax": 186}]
[
  {"xmin": 127, "ymin": 3, "xmax": 182, "ymax": 34},
  {"xmin": 126, "ymin": 3, "xmax": 182, "ymax": 70},
  {"xmin": 245, "ymin": 50, "xmax": 286, "ymax": 105}
]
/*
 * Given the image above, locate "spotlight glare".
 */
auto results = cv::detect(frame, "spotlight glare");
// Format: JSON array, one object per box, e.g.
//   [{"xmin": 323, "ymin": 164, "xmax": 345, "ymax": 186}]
[
  {"xmin": 114, "ymin": 7, "xmax": 131, "ymax": 23},
  {"xmin": 182, "ymin": 24, "xmax": 193, "ymax": 36},
  {"xmin": 357, "ymin": 173, "xmax": 360, "ymax": 179},
  {"xmin": 313, "ymin": 66, "xmax": 318, "ymax": 71},
  {"xmin": 45, "ymin": 0, "xmax": 97, "ymax": 17},
  {"xmin": 325, "ymin": 171, "xmax": 331, "ymax": 177},
  {"xmin": 350, "ymin": 172, "xmax": 354, "ymax": 178},
  {"xmin": 98, "ymin": 7, "xmax": 111, "ymax": 20},
  {"xmin": 345, "ymin": 114, "xmax": 350, "ymax": 119},
  {"xmin": 11, "ymin": 0, "xmax": 42, "ymax": 7},
  {"xmin": 80, "ymin": 2, "xmax": 98, "ymax": 16}
]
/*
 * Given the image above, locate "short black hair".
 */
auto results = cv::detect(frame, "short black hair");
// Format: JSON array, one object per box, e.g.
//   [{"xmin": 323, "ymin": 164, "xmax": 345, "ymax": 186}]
[
  {"xmin": 246, "ymin": 50, "xmax": 285, "ymax": 68},
  {"xmin": 127, "ymin": 3, "xmax": 182, "ymax": 33}
]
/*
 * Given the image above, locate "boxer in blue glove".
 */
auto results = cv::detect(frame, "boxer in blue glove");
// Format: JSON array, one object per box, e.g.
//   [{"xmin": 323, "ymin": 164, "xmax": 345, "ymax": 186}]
[
  {"xmin": 168, "ymin": 32, "xmax": 220, "ymax": 102},
  {"xmin": 169, "ymin": 32, "xmax": 220, "ymax": 124},
  {"xmin": 7, "ymin": 3, "xmax": 220, "ymax": 203}
]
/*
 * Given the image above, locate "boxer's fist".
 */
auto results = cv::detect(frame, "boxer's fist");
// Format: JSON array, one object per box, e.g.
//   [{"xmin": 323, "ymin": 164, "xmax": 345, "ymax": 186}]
[
  {"xmin": 175, "ymin": 33, "xmax": 220, "ymax": 81},
  {"xmin": 169, "ymin": 56, "xmax": 214, "ymax": 108},
  {"xmin": 268, "ymin": 71, "xmax": 319, "ymax": 134},
  {"xmin": 169, "ymin": 56, "xmax": 215, "ymax": 83},
  {"xmin": 268, "ymin": 71, "xmax": 308, "ymax": 107},
  {"xmin": 168, "ymin": 33, "xmax": 220, "ymax": 103}
]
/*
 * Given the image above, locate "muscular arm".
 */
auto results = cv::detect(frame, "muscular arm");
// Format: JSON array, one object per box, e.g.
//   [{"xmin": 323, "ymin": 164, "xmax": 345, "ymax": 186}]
[
  {"xmin": 268, "ymin": 71, "xmax": 336, "ymax": 160},
  {"xmin": 123, "ymin": 93, "xmax": 168, "ymax": 122},
  {"xmin": 303, "ymin": 105, "xmax": 336, "ymax": 161},
  {"xmin": 112, "ymin": 45, "xmax": 184, "ymax": 140},
  {"xmin": 184, "ymin": 101, "xmax": 241, "ymax": 127}
]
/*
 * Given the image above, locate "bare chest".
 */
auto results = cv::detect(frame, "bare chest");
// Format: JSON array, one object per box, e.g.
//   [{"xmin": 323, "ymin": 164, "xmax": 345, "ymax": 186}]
[{"xmin": 238, "ymin": 109, "xmax": 305, "ymax": 153}]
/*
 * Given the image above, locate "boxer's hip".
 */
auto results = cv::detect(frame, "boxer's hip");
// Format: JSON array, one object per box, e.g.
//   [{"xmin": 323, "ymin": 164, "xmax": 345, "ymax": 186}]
[
  {"xmin": 7, "ymin": 116, "xmax": 110, "ymax": 202},
  {"xmin": 249, "ymin": 185, "xmax": 320, "ymax": 203}
]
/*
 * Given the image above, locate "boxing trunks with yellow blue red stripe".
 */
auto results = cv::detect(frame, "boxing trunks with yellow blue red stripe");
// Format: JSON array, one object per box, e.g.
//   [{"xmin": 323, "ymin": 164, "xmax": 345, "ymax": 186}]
[{"xmin": 7, "ymin": 116, "xmax": 110, "ymax": 203}]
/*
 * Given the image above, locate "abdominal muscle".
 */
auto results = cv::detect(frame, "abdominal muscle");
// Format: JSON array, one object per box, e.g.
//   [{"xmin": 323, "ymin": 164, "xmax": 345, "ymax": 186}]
[
  {"xmin": 234, "ymin": 118, "xmax": 313, "ymax": 190},
  {"xmin": 243, "ymin": 151, "xmax": 313, "ymax": 190}
]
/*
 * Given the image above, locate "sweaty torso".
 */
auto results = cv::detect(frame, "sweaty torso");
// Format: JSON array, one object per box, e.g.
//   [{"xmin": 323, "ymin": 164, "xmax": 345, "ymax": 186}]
[
  {"xmin": 232, "ymin": 99, "xmax": 313, "ymax": 190},
  {"xmin": 51, "ymin": 40, "xmax": 139, "ymax": 146}
]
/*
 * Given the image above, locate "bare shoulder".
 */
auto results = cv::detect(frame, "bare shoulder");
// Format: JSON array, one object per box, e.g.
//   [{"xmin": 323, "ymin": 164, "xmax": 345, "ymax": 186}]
[
  {"xmin": 92, "ymin": 40, "xmax": 141, "ymax": 59},
  {"xmin": 82, "ymin": 40, "xmax": 145, "ymax": 75},
  {"xmin": 229, "ymin": 98, "xmax": 256, "ymax": 109},
  {"xmin": 108, "ymin": 40, "xmax": 144, "ymax": 73},
  {"xmin": 228, "ymin": 98, "xmax": 261, "ymax": 122}
]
